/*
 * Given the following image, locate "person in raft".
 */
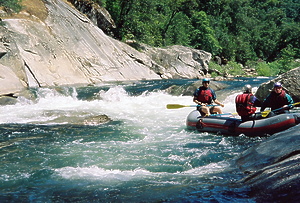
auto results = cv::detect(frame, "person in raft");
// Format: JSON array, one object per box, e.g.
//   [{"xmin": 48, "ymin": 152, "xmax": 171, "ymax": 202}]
[
  {"xmin": 260, "ymin": 82, "xmax": 294, "ymax": 115},
  {"xmin": 235, "ymin": 85, "xmax": 262, "ymax": 122},
  {"xmin": 193, "ymin": 78, "xmax": 224, "ymax": 116}
]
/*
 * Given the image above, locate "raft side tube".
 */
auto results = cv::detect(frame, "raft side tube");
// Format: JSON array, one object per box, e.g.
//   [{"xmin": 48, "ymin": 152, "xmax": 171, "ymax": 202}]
[
  {"xmin": 236, "ymin": 114, "xmax": 299, "ymax": 136},
  {"xmin": 186, "ymin": 110, "xmax": 241, "ymax": 133},
  {"xmin": 186, "ymin": 110, "xmax": 300, "ymax": 136}
]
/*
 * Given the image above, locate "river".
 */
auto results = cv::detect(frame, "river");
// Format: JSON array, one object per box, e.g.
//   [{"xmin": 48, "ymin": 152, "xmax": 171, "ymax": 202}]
[{"xmin": 0, "ymin": 77, "xmax": 271, "ymax": 202}]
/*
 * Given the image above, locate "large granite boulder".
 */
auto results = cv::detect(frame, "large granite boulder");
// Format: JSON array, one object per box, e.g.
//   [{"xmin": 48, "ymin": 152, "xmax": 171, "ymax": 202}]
[
  {"xmin": 0, "ymin": 0, "xmax": 211, "ymax": 98},
  {"xmin": 165, "ymin": 79, "xmax": 228, "ymax": 96},
  {"xmin": 255, "ymin": 67, "xmax": 300, "ymax": 102},
  {"xmin": 233, "ymin": 125, "xmax": 300, "ymax": 202},
  {"xmin": 140, "ymin": 44, "xmax": 211, "ymax": 79}
]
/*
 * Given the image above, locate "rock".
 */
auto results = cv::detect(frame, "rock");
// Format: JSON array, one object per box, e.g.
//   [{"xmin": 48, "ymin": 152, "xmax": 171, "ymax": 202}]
[
  {"xmin": 256, "ymin": 67, "xmax": 300, "ymax": 102},
  {"xmin": 0, "ymin": 95, "xmax": 18, "ymax": 105},
  {"xmin": 164, "ymin": 79, "xmax": 228, "ymax": 96},
  {"xmin": 68, "ymin": 0, "xmax": 116, "ymax": 37},
  {"xmin": 140, "ymin": 44, "xmax": 212, "ymax": 79},
  {"xmin": 1, "ymin": 0, "xmax": 161, "ymax": 95},
  {"xmin": 83, "ymin": 114, "xmax": 111, "ymax": 125},
  {"xmin": 0, "ymin": 62, "xmax": 27, "ymax": 95},
  {"xmin": 34, "ymin": 113, "xmax": 112, "ymax": 125},
  {"xmin": 233, "ymin": 125, "xmax": 300, "ymax": 202},
  {"xmin": 0, "ymin": 0, "xmax": 212, "ymax": 97},
  {"xmin": 208, "ymin": 68, "xmax": 221, "ymax": 75},
  {"xmin": 213, "ymin": 56, "xmax": 222, "ymax": 65},
  {"xmin": 243, "ymin": 67, "xmax": 257, "ymax": 76}
]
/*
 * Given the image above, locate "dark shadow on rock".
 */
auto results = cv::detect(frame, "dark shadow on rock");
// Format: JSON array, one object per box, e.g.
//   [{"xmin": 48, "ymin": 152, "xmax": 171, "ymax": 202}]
[{"xmin": 232, "ymin": 125, "xmax": 300, "ymax": 202}]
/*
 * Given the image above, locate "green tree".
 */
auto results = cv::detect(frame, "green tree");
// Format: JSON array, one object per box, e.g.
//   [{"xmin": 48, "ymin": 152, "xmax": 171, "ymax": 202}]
[
  {"xmin": 105, "ymin": 0, "xmax": 136, "ymax": 40},
  {"xmin": 164, "ymin": 12, "xmax": 192, "ymax": 46},
  {"xmin": 158, "ymin": 0, "xmax": 196, "ymax": 46},
  {"xmin": 100, "ymin": 0, "xmax": 300, "ymax": 72},
  {"xmin": 105, "ymin": 0, "xmax": 195, "ymax": 47},
  {"xmin": 0, "ymin": 0, "xmax": 22, "ymax": 12},
  {"xmin": 191, "ymin": 11, "xmax": 221, "ymax": 55}
]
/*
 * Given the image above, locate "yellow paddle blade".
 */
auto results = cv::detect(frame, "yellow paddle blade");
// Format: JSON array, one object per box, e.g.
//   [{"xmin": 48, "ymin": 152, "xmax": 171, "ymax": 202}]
[
  {"xmin": 261, "ymin": 110, "xmax": 271, "ymax": 117},
  {"xmin": 293, "ymin": 102, "xmax": 300, "ymax": 107},
  {"xmin": 166, "ymin": 104, "xmax": 196, "ymax": 109}
]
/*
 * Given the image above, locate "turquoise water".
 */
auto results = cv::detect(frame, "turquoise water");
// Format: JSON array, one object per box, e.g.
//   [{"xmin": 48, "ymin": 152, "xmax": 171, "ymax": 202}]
[{"xmin": 0, "ymin": 78, "xmax": 270, "ymax": 202}]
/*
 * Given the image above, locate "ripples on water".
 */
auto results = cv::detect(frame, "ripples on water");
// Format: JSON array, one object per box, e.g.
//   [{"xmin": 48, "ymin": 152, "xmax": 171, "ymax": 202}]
[{"xmin": 0, "ymin": 78, "xmax": 270, "ymax": 202}]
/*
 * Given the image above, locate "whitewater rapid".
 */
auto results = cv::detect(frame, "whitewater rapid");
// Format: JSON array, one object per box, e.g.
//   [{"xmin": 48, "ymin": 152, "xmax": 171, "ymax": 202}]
[{"xmin": 0, "ymin": 79, "xmax": 268, "ymax": 202}]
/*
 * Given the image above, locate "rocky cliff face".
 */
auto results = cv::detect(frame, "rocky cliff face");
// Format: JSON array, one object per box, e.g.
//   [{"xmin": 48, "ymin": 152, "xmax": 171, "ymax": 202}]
[
  {"xmin": 139, "ymin": 44, "xmax": 211, "ymax": 79},
  {"xmin": 67, "ymin": 0, "xmax": 116, "ymax": 37},
  {"xmin": 0, "ymin": 0, "xmax": 211, "ymax": 97}
]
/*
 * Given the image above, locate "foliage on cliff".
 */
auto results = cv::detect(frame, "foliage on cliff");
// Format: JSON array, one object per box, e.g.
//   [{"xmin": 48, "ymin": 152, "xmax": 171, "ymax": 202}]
[
  {"xmin": 97, "ymin": 0, "xmax": 300, "ymax": 75},
  {"xmin": 2, "ymin": 0, "xmax": 299, "ymax": 77},
  {"xmin": 0, "ymin": 0, "xmax": 22, "ymax": 12}
]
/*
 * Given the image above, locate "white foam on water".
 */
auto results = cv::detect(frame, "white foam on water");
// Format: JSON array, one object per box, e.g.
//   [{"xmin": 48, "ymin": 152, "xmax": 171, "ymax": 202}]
[
  {"xmin": 0, "ymin": 84, "xmax": 239, "ymax": 125},
  {"xmin": 54, "ymin": 159, "xmax": 230, "ymax": 184},
  {"xmin": 183, "ymin": 161, "xmax": 230, "ymax": 176},
  {"xmin": 0, "ymin": 85, "xmax": 244, "ymax": 181},
  {"xmin": 54, "ymin": 166, "xmax": 164, "ymax": 182}
]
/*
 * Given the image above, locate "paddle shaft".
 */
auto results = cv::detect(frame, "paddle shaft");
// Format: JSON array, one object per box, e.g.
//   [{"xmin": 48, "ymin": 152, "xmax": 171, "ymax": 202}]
[
  {"xmin": 166, "ymin": 104, "xmax": 219, "ymax": 109},
  {"xmin": 261, "ymin": 102, "xmax": 300, "ymax": 117}
]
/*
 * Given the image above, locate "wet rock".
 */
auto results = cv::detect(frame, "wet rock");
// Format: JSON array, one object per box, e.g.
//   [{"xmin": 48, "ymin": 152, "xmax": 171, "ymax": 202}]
[
  {"xmin": 82, "ymin": 114, "xmax": 112, "ymax": 125},
  {"xmin": 35, "ymin": 113, "xmax": 112, "ymax": 125},
  {"xmin": 0, "ymin": 95, "xmax": 18, "ymax": 105},
  {"xmin": 233, "ymin": 125, "xmax": 300, "ymax": 202}
]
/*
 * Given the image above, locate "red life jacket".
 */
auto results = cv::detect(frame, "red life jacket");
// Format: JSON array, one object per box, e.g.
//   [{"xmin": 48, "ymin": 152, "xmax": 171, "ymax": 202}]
[
  {"xmin": 196, "ymin": 88, "xmax": 213, "ymax": 104},
  {"xmin": 235, "ymin": 93, "xmax": 256, "ymax": 116}
]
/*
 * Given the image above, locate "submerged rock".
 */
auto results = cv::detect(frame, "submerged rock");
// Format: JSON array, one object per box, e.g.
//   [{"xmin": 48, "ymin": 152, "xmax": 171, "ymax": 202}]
[
  {"xmin": 82, "ymin": 115, "xmax": 112, "ymax": 125},
  {"xmin": 0, "ymin": 95, "xmax": 18, "ymax": 105},
  {"xmin": 32, "ymin": 113, "xmax": 112, "ymax": 125}
]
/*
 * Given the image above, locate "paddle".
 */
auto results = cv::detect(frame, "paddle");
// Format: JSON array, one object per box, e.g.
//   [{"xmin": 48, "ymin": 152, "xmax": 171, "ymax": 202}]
[
  {"xmin": 261, "ymin": 102, "xmax": 300, "ymax": 117},
  {"xmin": 166, "ymin": 104, "xmax": 219, "ymax": 109}
]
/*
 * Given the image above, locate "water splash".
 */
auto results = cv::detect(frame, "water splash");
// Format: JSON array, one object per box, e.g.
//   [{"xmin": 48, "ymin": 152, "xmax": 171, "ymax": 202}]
[{"xmin": 0, "ymin": 79, "xmax": 268, "ymax": 202}]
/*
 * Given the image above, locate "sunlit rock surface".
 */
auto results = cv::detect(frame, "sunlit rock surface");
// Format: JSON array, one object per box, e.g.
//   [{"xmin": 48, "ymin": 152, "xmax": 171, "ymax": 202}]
[{"xmin": 0, "ymin": 0, "xmax": 211, "ymax": 97}]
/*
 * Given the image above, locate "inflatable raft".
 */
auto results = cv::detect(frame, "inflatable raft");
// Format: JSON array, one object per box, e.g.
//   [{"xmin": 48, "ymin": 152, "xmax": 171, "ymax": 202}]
[{"xmin": 186, "ymin": 110, "xmax": 300, "ymax": 136}]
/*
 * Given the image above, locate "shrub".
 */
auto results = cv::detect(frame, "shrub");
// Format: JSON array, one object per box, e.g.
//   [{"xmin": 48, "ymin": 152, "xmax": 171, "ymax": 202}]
[
  {"xmin": 225, "ymin": 61, "xmax": 244, "ymax": 76},
  {"xmin": 208, "ymin": 61, "xmax": 223, "ymax": 77},
  {"xmin": 255, "ymin": 62, "xmax": 277, "ymax": 76},
  {"xmin": 0, "ymin": 0, "xmax": 22, "ymax": 12}
]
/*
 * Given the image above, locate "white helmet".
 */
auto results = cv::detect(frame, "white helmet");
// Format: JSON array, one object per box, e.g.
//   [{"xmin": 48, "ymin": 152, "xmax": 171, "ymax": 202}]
[{"xmin": 243, "ymin": 84, "xmax": 252, "ymax": 93}]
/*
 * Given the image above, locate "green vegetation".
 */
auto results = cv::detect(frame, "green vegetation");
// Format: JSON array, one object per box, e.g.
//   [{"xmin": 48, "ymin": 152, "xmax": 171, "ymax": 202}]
[
  {"xmin": 0, "ymin": 0, "xmax": 22, "ymax": 12},
  {"xmin": 97, "ymin": 0, "xmax": 300, "ymax": 76},
  {"xmin": 2, "ymin": 0, "xmax": 300, "ymax": 77}
]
